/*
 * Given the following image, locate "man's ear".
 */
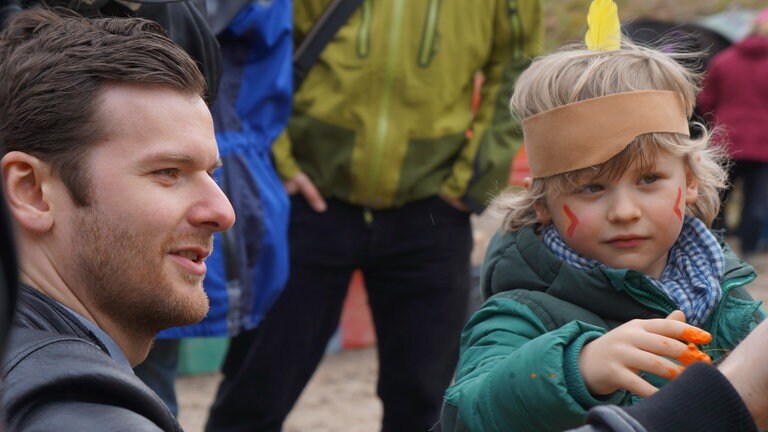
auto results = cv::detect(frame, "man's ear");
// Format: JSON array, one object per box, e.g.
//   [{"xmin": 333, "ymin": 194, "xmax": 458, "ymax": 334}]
[{"xmin": 1, "ymin": 151, "xmax": 56, "ymax": 232}]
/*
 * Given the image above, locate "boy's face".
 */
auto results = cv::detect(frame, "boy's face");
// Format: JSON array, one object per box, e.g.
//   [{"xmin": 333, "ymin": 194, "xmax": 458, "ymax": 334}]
[{"xmin": 535, "ymin": 150, "xmax": 698, "ymax": 279}]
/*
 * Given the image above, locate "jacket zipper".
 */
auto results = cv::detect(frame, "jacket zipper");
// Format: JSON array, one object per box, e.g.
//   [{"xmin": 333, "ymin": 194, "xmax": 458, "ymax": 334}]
[
  {"xmin": 365, "ymin": 0, "xmax": 404, "ymax": 210},
  {"xmin": 357, "ymin": 0, "xmax": 372, "ymax": 58},
  {"xmin": 623, "ymin": 282, "xmax": 676, "ymax": 315},
  {"xmin": 507, "ymin": 0, "xmax": 524, "ymax": 59},
  {"xmin": 417, "ymin": 0, "xmax": 441, "ymax": 67}
]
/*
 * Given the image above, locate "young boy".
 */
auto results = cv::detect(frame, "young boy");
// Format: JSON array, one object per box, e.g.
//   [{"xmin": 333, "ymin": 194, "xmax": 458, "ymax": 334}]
[{"xmin": 440, "ymin": 41, "xmax": 765, "ymax": 432}]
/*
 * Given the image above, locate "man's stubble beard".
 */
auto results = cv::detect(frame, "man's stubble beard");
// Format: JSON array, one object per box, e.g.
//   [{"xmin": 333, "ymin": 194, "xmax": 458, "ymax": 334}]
[{"xmin": 73, "ymin": 207, "xmax": 210, "ymax": 338}]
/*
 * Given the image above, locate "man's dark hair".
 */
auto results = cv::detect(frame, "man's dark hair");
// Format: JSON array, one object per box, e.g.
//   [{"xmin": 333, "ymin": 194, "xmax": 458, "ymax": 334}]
[{"xmin": 0, "ymin": 7, "xmax": 207, "ymax": 206}]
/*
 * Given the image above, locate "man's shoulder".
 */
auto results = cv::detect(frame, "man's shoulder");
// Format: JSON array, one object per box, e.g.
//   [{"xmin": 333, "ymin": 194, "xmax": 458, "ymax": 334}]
[{"xmin": 2, "ymin": 328, "xmax": 180, "ymax": 431}]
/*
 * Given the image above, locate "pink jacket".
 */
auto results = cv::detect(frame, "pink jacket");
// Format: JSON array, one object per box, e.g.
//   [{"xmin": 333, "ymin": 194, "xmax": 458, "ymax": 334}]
[{"xmin": 699, "ymin": 36, "xmax": 768, "ymax": 162}]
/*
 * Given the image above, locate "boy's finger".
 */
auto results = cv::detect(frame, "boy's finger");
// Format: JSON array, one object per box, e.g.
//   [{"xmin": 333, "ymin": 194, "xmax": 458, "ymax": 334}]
[
  {"xmin": 620, "ymin": 372, "xmax": 659, "ymax": 398},
  {"xmin": 666, "ymin": 310, "xmax": 686, "ymax": 322},
  {"xmin": 678, "ymin": 326, "xmax": 712, "ymax": 345},
  {"xmin": 634, "ymin": 333, "xmax": 689, "ymax": 359},
  {"xmin": 641, "ymin": 318, "xmax": 710, "ymax": 344},
  {"xmin": 631, "ymin": 350, "xmax": 686, "ymax": 381}
]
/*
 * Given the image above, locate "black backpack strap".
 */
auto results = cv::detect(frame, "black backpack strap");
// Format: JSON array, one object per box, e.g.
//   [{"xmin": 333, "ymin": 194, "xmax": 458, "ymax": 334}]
[{"xmin": 293, "ymin": 0, "xmax": 363, "ymax": 90}]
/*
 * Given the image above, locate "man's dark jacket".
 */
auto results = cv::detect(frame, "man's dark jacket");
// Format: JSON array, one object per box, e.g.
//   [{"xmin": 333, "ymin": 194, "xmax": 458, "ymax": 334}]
[
  {"xmin": 570, "ymin": 362, "xmax": 757, "ymax": 432},
  {"xmin": 1, "ymin": 285, "xmax": 181, "ymax": 431}
]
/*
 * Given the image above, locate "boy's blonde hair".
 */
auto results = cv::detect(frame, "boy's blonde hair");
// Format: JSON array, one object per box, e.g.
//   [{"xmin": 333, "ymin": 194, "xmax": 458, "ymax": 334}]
[{"xmin": 494, "ymin": 41, "xmax": 728, "ymax": 231}]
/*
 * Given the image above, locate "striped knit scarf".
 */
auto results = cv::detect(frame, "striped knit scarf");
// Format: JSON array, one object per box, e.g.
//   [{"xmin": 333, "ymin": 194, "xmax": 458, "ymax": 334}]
[{"xmin": 542, "ymin": 216, "xmax": 724, "ymax": 326}]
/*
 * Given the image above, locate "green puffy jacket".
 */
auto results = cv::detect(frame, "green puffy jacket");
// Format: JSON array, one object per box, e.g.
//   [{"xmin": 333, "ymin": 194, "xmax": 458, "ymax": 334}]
[
  {"xmin": 272, "ymin": 0, "xmax": 543, "ymax": 211},
  {"xmin": 442, "ymin": 226, "xmax": 764, "ymax": 432}
]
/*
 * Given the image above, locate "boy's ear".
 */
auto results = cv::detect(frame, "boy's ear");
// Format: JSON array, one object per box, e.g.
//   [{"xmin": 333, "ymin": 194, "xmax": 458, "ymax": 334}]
[
  {"xmin": 522, "ymin": 177, "xmax": 533, "ymax": 190},
  {"xmin": 685, "ymin": 168, "xmax": 699, "ymax": 205},
  {"xmin": 533, "ymin": 200, "xmax": 552, "ymax": 224},
  {"xmin": 524, "ymin": 177, "xmax": 552, "ymax": 223},
  {"xmin": 1, "ymin": 151, "xmax": 56, "ymax": 232}
]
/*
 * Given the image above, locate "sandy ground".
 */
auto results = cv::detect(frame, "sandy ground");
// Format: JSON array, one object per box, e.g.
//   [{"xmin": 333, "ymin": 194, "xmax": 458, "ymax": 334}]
[{"xmin": 177, "ymin": 213, "xmax": 768, "ymax": 432}]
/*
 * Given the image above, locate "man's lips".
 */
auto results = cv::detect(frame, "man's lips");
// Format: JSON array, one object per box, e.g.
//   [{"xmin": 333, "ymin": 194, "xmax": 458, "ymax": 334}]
[
  {"xmin": 170, "ymin": 246, "xmax": 211, "ymax": 261},
  {"xmin": 169, "ymin": 246, "xmax": 211, "ymax": 276}
]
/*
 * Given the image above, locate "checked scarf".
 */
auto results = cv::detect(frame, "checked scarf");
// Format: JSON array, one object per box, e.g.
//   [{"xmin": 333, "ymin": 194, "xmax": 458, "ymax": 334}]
[{"xmin": 542, "ymin": 216, "xmax": 724, "ymax": 326}]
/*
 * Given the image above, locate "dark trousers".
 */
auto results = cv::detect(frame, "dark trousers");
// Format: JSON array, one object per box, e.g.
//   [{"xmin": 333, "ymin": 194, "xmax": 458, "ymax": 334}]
[
  {"xmin": 719, "ymin": 160, "xmax": 768, "ymax": 254},
  {"xmin": 206, "ymin": 196, "xmax": 472, "ymax": 432}
]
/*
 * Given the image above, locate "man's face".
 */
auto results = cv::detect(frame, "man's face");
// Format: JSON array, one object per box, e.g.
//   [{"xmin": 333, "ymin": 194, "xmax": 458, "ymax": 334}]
[
  {"xmin": 539, "ymin": 149, "xmax": 698, "ymax": 279},
  {"xmin": 68, "ymin": 83, "xmax": 235, "ymax": 336}
]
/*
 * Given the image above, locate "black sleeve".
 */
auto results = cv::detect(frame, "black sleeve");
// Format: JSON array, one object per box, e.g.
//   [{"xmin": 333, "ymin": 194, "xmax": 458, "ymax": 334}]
[
  {"xmin": 15, "ymin": 402, "xmax": 165, "ymax": 432},
  {"xmin": 568, "ymin": 362, "xmax": 758, "ymax": 432},
  {"xmin": 623, "ymin": 362, "xmax": 757, "ymax": 432},
  {"xmin": 3, "ymin": 334, "xmax": 181, "ymax": 432}
]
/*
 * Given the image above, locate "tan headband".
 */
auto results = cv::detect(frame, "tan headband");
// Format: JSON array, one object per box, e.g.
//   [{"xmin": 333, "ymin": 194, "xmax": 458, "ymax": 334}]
[{"xmin": 521, "ymin": 90, "xmax": 690, "ymax": 178}]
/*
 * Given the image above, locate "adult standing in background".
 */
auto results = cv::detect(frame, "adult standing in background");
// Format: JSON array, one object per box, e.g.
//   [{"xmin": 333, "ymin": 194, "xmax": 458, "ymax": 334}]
[
  {"xmin": 699, "ymin": 8, "xmax": 768, "ymax": 261},
  {"xmin": 205, "ymin": 1, "xmax": 543, "ymax": 431}
]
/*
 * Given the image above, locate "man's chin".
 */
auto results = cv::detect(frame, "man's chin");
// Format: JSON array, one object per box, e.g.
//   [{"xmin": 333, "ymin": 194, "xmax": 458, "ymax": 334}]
[
  {"xmin": 151, "ymin": 289, "xmax": 210, "ymax": 332},
  {"xmin": 176, "ymin": 292, "xmax": 210, "ymax": 326}
]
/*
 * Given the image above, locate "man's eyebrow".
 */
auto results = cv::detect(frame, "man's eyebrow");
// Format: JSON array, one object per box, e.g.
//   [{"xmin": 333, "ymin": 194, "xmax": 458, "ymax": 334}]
[{"xmin": 138, "ymin": 152, "xmax": 222, "ymax": 171}]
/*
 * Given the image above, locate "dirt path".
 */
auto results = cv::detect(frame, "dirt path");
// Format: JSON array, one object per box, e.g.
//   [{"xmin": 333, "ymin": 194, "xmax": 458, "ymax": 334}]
[{"xmin": 176, "ymin": 348, "xmax": 381, "ymax": 432}]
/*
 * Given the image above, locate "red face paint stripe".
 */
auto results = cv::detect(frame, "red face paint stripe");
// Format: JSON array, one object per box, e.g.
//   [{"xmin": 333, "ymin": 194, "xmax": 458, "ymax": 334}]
[
  {"xmin": 673, "ymin": 187, "xmax": 682, "ymax": 220},
  {"xmin": 563, "ymin": 205, "xmax": 579, "ymax": 237}
]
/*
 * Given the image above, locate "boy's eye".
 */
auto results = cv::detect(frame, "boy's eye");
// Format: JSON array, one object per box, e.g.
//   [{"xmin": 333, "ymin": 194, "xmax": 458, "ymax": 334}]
[
  {"xmin": 578, "ymin": 183, "xmax": 604, "ymax": 194},
  {"xmin": 639, "ymin": 174, "xmax": 659, "ymax": 184}
]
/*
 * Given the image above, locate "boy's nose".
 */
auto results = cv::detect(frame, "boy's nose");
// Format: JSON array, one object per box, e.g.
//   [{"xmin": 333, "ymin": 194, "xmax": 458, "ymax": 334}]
[{"xmin": 607, "ymin": 193, "xmax": 641, "ymax": 223}]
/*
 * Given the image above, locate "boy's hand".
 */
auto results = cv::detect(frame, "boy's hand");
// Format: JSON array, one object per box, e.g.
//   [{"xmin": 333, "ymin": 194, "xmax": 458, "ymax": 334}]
[{"xmin": 578, "ymin": 310, "xmax": 712, "ymax": 398}]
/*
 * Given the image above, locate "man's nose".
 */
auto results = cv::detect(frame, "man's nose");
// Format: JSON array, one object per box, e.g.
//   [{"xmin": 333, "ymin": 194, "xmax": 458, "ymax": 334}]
[{"xmin": 189, "ymin": 176, "xmax": 236, "ymax": 232}]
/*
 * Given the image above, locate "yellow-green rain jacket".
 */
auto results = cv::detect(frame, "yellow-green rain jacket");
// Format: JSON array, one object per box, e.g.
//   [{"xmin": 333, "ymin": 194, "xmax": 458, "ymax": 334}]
[{"xmin": 273, "ymin": 0, "xmax": 543, "ymax": 211}]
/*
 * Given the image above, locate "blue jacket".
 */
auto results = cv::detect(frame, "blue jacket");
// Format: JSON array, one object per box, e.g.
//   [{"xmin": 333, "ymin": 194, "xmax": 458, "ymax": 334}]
[{"xmin": 158, "ymin": 0, "xmax": 292, "ymax": 337}]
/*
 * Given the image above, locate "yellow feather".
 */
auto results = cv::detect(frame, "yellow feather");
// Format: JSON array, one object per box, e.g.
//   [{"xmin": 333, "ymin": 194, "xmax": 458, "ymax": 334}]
[{"xmin": 585, "ymin": 0, "xmax": 621, "ymax": 51}]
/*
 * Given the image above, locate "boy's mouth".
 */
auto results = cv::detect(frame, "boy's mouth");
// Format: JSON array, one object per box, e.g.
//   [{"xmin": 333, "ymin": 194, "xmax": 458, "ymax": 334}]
[{"xmin": 605, "ymin": 235, "xmax": 647, "ymax": 248}]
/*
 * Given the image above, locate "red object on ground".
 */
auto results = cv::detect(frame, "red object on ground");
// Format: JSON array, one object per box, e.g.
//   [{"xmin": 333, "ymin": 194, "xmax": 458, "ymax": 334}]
[
  {"xmin": 340, "ymin": 270, "xmax": 376, "ymax": 349},
  {"xmin": 509, "ymin": 145, "xmax": 530, "ymax": 185}
]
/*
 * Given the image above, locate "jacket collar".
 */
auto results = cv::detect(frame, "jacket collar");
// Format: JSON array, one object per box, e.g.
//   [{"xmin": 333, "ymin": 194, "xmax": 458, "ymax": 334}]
[{"xmin": 481, "ymin": 225, "xmax": 753, "ymax": 323}]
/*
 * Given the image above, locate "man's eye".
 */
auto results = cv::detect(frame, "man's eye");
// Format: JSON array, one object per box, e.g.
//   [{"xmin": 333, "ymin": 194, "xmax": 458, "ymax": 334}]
[{"xmin": 154, "ymin": 168, "xmax": 180, "ymax": 178}]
